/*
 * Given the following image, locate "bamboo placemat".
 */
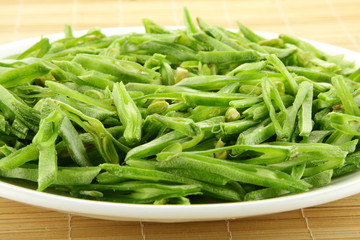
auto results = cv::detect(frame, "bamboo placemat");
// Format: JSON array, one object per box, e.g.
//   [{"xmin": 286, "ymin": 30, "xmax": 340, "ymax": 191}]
[{"xmin": 1, "ymin": 0, "xmax": 360, "ymax": 239}]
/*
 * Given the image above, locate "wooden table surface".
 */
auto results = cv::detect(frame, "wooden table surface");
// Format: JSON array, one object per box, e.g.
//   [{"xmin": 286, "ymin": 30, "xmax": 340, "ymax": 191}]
[{"xmin": 1, "ymin": 0, "xmax": 360, "ymax": 239}]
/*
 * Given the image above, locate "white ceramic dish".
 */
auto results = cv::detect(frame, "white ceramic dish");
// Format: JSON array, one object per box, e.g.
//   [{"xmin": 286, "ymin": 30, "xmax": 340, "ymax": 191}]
[{"xmin": 0, "ymin": 27, "xmax": 359, "ymax": 223}]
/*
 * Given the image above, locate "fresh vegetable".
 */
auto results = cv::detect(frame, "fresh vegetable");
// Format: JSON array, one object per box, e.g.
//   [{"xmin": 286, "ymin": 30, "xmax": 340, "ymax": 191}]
[{"xmin": 0, "ymin": 8, "xmax": 359, "ymax": 204}]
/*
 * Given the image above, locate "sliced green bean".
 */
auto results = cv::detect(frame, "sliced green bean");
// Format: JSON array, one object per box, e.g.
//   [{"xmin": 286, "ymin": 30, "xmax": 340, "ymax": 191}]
[
  {"xmin": 60, "ymin": 117, "xmax": 92, "ymax": 166},
  {"xmin": 332, "ymin": 75, "xmax": 360, "ymax": 116},
  {"xmin": 33, "ymin": 108, "xmax": 64, "ymax": 191},
  {"xmin": 237, "ymin": 22, "xmax": 265, "ymax": 42},
  {"xmin": 198, "ymin": 51, "xmax": 260, "ymax": 65},
  {"xmin": 147, "ymin": 114, "xmax": 201, "ymax": 137},
  {"xmin": 0, "ymin": 144, "xmax": 38, "ymax": 170},
  {"xmin": 112, "ymin": 82, "xmax": 142, "ymax": 144},
  {"xmin": 46, "ymin": 81, "xmax": 114, "ymax": 111},
  {"xmin": 266, "ymin": 54, "xmax": 298, "ymax": 95}
]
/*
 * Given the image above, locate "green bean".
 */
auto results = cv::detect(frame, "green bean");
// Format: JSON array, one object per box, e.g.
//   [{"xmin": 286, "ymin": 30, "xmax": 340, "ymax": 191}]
[
  {"xmin": 349, "ymin": 67, "xmax": 360, "ymax": 82},
  {"xmin": 0, "ymin": 144, "xmax": 38, "ymax": 170},
  {"xmin": 112, "ymin": 82, "xmax": 142, "ymax": 144},
  {"xmin": 282, "ymin": 81, "xmax": 313, "ymax": 139},
  {"xmin": 310, "ymin": 58, "xmax": 340, "ymax": 72},
  {"xmin": 189, "ymin": 145, "xmax": 289, "ymax": 165},
  {"xmin": 244, "ymin": 187, "xmax": 289, "ymax": 201},
  {"xmin": 262, "ymin": 45, "xmax": 297, "ymax": 59},
  {"xmin": 325, "ymin": 130, "xmax": 353, "ymax": 146},
  {"xmin": 334, "ymin": 150, "xmax": 360, "ymax": 177},
  {"xmin": 303, "ymin": 170, "xmax": 333, "ymax": 187},
  {"xmin": 0, "ymin": 164, "xmax": 100, "ymax": 186},
  {"xmin": 147, "ymin": 114, "xmax": 201, "ymax": 137},
  {"xmin": 295, "ymin": 76, "xmax": 332, "ymax": 93},
  {"xmin": 197, "ymin": 18, "xmax": 244, "ymax": 51},
  {"xmin": 125, "ymin": 82, "xmax": 199, "ymax": 95},
  {"xmin": 261, "ymin": 78, "xmax": 287, "ymax": 138},
  {"xmin": 338, "ymin": 139, "xmax": 358, "ymax": 153},
  {"xmin": 287, "ymin": 66, "xmax": 334, "ymax": 82},
  {"xmin": 266, "ymin": 54, "xmax": 298, "ymax": 95},
  {"xmin": 328, "ymin": 112, "xmax": 360, "ymax": 136},
  {"xmin": 101, "ymin": 163, "xmax": 187, "ymax": 183},
  {"xmin": 188, "ymin": 106, "xmax": 226, "ymax": 122},
  {"xmin": 183, "ymin": 8, "xmax": 198, "ymax": 34},
  {"xmin": 258, "ymin": 38, "xmax": 284, "ymax": 47},
  {"xmin": 0, "ymin": 61, "xmax": 51, "ymax": 88},
  {"xmin": 192, "ymin": 32, "xmax": 237, "ymax": 51},
  {"xmin": 220, "ymin": 119, "xmax": 259, "ymax": 136},
  {"xmin": 78, "ymin": 70, "xmax": 116, "ymax": 90},
  {"xmin": 216, "ymin": 28, "xmax": 252, "ymax": 46},
  {"xmin": 56, "ymin": 100, "xmax": 129, "ymax": 162},
  {"xmin": 156, "ymin": 152, "xmax": 310, "ymax": 192},
  {"xmin": 73, "ymin": 54, "xmax": 160, "ymax": 84},
  {"xmin": 46, "ymin": 81, "xmax": 114, "ymax": 111},
  {"xmin": 17, "ymin": 38, "xmax": 51, "ymax": 59},
  {"xmin": 69, "ymin": 181, "xmax": 202, "ymax": 204},
  {"xmin": 291, "ymin": 163, "xmax": 306, "ymax": 180},
  {"xmin": 198, "ymin": 51, "xmax": 260, "ymax": 65},
  {"xmin": 176, "ymin": 73, "xmax": 280, "ymax": 91},
  {"xmin": 59, "ymin": 117, "xmax": 92, "ymax": 166},
  {"xmin": 268, "ymin": 143, "xmax": 346, "ymax": 175},
  {"xmin": 236, "ymin": 119, "xmax": 275, "ymax": 146},
  {"xmin": 126, "ymin": 131, "xmax": 186, "ymax": 160},
  {"xmin": 229, "ymin": 96, "xmax": 262, "ymax": 108},
  {"xmin": 142, "ymin": 18, "xmax": 172, "ymax": 34},
  {"xmin": 127, "ymin": 159, "xmax": 245, "ymax": 201},
  {"xmin": 298, "ymin": 94, "xmax": 313, "ymax": 137},
  {"xmin": 52, "ymin": 60, "xmax": 85, "ymax": 75},
  {"xmin": 0, "ymin": 85, "xmax": 40, "ymax": 131},
  {"xmin": 238, "ymin": 85, "xmax": 262, "ymax": 95},
  {"xmin": 279, "ymin": 34, "xmax": 326, "ymax": 59},
  {"xmin": 226, "ymin": 61, "xmax": 267, "ymax": 76},
  {"xmin": 10, "ymin": 118, "xmax": 28, "ymax": 139},
  {"xmin": 332, "ymin": 75, "xmax": 360, "ymax": 116},
  {"xmin": 54, "ymin": 95, "xmax": 115, "ymax": 121},
  {"xmin": 0, "ymin": 114, "xmax": 10, "ymax": 134},
  {"xmin": 237, "ymin": 22, "xmax": 265, "ymax": 42},
  {"xmin": 218, "ymin": 82, "xmax": 240, "ymax": 93},
  {"xmin": 160, "ymin": 62, "xmax": 175, "ymax": 85},
  {"xmin": 96, "ymin": 172, "xmax": 127, "ymax": 184},
  {"xmin": 182, "ymin": 92, "xmax": 252, "ymax": 107},
  {"xmin": 138, "ymin": 40, "xmax": 198, "ymax": 64},
  {"xmin": 33, "ymin": 107, "xmax": 64, "ymax": 191},
  {"xmin": 45, "ymin": 47, "xmax": 102, "ymax": 60}
]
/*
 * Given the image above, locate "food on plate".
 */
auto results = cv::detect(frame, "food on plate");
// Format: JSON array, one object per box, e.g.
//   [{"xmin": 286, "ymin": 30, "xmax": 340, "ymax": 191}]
[{"xmin": 0, "ymin": 8, "xmax": 359, "ymax": 204}]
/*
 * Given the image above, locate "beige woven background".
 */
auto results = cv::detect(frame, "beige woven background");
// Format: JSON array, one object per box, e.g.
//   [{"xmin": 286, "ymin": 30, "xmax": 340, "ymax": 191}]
[
  {"xmin": 2, "ymin": 0, "xmax": 360, "ymax": 51},
  {"xmin": 1, "ymin": 0, "xmax": 360, "ymax": 239}
]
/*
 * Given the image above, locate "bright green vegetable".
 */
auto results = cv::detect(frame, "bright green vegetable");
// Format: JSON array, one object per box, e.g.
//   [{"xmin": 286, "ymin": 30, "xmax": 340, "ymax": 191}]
[
  {"xmin": 32, "ymin": 100, "xmax": 64, "ymax": 191},
  {"xmin": 59, "ymin": 116, "xmax": 92, "ymax": 167},
  {"xmin": 112, "ymin": 82, "xmax": 142, "ymax": 144},
  {"xmin": 0, "ymin": 9, "xmax": 358, "ymax": 204}
]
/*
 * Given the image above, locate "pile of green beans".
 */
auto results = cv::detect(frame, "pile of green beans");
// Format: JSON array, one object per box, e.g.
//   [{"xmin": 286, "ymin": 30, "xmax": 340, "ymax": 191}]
[{"xmin": 0, "ymin": 8, "xmax": 360, "ymax": 204}]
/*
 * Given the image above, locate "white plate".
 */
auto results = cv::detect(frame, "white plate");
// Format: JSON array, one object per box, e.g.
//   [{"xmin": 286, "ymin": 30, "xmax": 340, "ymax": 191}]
[{"xmin": 0, "ymin": 27, "xmax": 359, "ymax": 223}]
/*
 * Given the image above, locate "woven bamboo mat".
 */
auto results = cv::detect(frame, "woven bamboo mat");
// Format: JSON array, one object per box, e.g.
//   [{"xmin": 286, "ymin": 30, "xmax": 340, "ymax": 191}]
[{"xmin": 1, "ymin": 0, "xmax": 360, "ymax": 239}]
